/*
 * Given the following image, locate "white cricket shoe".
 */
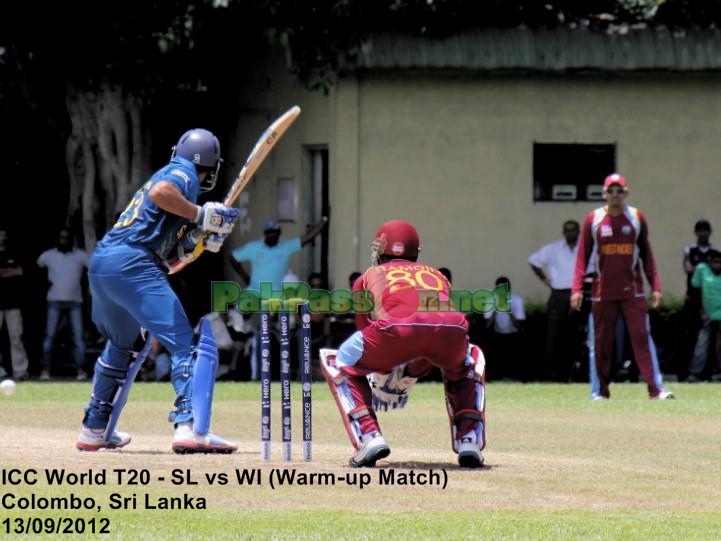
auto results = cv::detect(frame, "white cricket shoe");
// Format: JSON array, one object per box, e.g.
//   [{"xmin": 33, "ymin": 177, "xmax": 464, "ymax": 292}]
[
  {"xmin": 349, "ymin": 433, "xmax": 390, "ymax": 468},
  {"xmin": 457, "ymin": 437, "xmax": 484, "ymax": 468},
  {"xmin": 76, "ymin": 427, "xmax": 131, "ymax": 451},
  {"xmin": 651, "ymin": 390, "xmax": 675, "ymax": 400},
  {"xmin": 172, "ymin": 421, "xmax": 237, "ymax": 454}
]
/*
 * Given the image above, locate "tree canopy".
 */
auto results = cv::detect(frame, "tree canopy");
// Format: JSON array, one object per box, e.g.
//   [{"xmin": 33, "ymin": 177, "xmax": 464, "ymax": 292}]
[{"xmin": 0, "ymin": 0, "xmax": 718, "ymax": 245}]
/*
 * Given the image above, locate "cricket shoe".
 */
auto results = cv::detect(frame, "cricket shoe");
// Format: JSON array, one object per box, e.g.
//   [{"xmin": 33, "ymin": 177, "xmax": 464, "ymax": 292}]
[
  {"xmin": 172, "ymin": 422, "xmax": 237, "ymax": 454},
  {"xmin": 650, "ymin": 390, "xmax": 675, "ymax": 400},
  {"xmin": 76, "ymin": 427, "xmax": 131, "ymax": 451},
  {"xmin": 457, "ymin": 437, "xmax": 484, "ymax": 468},
  {"xmin": 349, "ymin": 432, "xmax": 390, "ymax": 468}
]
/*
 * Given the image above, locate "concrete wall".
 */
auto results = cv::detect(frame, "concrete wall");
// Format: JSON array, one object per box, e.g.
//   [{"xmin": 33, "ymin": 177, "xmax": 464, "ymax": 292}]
[{"xmin": 228, "ymin": 58, "xmax": 721, "ymax": 304}]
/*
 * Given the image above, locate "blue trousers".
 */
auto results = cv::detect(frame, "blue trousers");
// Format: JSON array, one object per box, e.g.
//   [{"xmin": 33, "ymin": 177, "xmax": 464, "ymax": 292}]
[
  {"xmin": 83, "ymin": 244, "xmax": 195, "ymax": 429},
  {"xmin": 689, "ymin": 320, "xmax": 721, "ymax": 377},
  {"xmin": 42, "ymin": 301, "xmax": 85, "ymax": 370}
]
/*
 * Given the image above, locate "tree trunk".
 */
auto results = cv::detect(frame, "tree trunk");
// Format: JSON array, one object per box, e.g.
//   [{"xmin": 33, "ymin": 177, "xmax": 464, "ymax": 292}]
[{"xmin": 65, "ymin": 84, "xmax": 147, "ymax": 252}]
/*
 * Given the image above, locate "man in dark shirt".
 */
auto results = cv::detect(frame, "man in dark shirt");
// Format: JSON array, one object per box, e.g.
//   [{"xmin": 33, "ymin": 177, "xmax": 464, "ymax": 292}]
[
  {"xmin": 0, "ymin": 228, "xmax": 29, "ymax": 380},
  {"xmin": 683, "ymin": 219, "xmax": 717, "ymax": 381}
]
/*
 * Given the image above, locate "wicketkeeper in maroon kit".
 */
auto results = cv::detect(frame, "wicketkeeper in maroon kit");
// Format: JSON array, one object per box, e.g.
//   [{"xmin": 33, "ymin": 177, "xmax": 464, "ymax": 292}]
[
  {"xmin": 571, "ymin": 173, "xmax": 674, "ymax": 400},
  {"xmin": 320, "ymin": 220, "xmax": 486, "ymax": 468}
]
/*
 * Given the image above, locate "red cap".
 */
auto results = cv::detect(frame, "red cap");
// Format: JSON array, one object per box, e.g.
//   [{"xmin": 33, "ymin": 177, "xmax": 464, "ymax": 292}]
[
  {"xmin": 374, "ymin": 220, "xmax": 420, "ymax": 258},
  {"xmin": 603, "ymin": 173, "xmax": 628, "ymax": 190}
]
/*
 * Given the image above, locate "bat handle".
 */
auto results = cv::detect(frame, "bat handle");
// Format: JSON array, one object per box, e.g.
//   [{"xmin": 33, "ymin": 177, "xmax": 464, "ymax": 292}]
[
  {"xmin": 166, "ymin": 237, "xmax": 206, "ymax": 275},
  {"xmin": 191, "ymin": 235, "xmax": 207, "ymax": 257}
]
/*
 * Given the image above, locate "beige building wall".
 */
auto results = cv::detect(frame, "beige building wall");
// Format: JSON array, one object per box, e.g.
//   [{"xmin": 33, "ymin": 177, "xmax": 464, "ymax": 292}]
[
  {"xmin": 228, "ymin": 60, "xmax": 721, "ymax": 305},
  {"xmin": 223, "ymin": 54, "xmax": 333, "ymax": 283}
]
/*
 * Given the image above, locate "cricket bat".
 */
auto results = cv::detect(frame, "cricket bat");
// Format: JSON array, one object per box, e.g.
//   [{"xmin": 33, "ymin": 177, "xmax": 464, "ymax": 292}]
[{"xmin": 168, "ymin": 105, "xmax": 302, "ymax": 274}]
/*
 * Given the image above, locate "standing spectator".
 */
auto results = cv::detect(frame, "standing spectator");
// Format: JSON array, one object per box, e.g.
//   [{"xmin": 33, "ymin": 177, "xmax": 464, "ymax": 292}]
[
  {"xmin": 0, "ymin": 228, "xmax": 29, "ymax": 380},
  {"xmin": 483, "ymin": 276, "xmax": 527, "ymax": 381},
  {"xmin": 682, "ymin": 219, "xmax": 717, "ymax": 381},
  {"xmin": 687, "ymin": 250, "xmax": 721, "ymax": 382},
  {"xmin": 229, "ymin": 217, "xmax": 329, "ymax": 293},
  {"xmin": 571, "ymin": 173, "xmax": 673, "ymax": 400},
  {"xmin": 229, "ymin": 216, "xmax": 328, "ymax": 380},
  {"xmin": 528, "ymin": 219, "xmax": 584, "ymax": 382},
  {"xmin": 37, "ymin": 227, "xmax": 89, "ymax": 381},
  {"xmin": 684, "ymin": 220, "xmax": 715, "ymax": 292}
]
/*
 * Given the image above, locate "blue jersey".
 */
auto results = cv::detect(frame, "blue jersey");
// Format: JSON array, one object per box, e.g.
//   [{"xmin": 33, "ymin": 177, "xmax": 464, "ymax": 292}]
[
  {"xmin": 231, "ymin": 238, "xmax": 302, "ymax": 292},
  {"xmin": 98, "ymin": 156, "xmax": 200, "ymax": 260}
]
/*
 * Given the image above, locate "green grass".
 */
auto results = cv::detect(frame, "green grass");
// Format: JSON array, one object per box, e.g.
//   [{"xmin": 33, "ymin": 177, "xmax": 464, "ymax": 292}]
[{"xmin": 1, "ymin": 381, "xmax": 721, "ymax": 540}]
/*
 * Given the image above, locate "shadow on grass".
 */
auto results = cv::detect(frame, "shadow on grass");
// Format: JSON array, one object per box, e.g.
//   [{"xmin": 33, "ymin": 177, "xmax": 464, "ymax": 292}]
[{"xmin": 379, "ymin": 460, "xmax": 492, "ymax": 471}]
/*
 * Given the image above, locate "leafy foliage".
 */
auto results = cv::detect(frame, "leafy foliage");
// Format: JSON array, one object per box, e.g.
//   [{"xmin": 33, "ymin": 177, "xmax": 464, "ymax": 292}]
[
  {"xmin": 0, "ymin": 0, "xmax": 718, "ymax": 234},
  {"xmin": 2, "ymin": 1, "xmax": 719, "ymax": 115}
]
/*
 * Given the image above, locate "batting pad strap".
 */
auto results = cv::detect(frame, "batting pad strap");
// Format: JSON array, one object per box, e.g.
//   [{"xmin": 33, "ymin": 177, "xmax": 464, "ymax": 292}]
[
  {"xmin": 171, "ymin": 359, "xmax": 194, "ymax": 381},
  {"xmin": 169, "ymin": 355, "xmax": 195, "ymax": 423},
  {"xmin": 94, "ymin": 361, "xmax": 128, "ymax": 383},
  {"xmin": 349, "ymin": 405, "xmax": 372, "ymax": 420},
  {"xmin": 88, "ymin": 361, "xmax": 128, "ymax": 423},
  {"xmin": 169, "ymin": 396, "xmax": 192, "ymax": 423},
  {"xmin": 453, "ymin": 409, "xmax": 484, "ymax": 424},
  {"xmin": 88, "ymin": 395, "xmax": 115, "ymax": 416},
  {"xmin": 191, "ymin": 317, "xmax": 218, "ymax": 435}
]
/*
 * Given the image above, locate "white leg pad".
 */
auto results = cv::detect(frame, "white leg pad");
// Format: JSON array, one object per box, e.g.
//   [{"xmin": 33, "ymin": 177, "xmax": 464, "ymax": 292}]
[
  {"xmin": 319, "ymin": 348, "xmax": 368, "ymax": 449},
  {"xmin": 447, "ymin": 343, "xmax": 487, "ymax": 453},
  {"xmin": 319, "ymin": 348, "xmax": 344, "ymax": 383}
]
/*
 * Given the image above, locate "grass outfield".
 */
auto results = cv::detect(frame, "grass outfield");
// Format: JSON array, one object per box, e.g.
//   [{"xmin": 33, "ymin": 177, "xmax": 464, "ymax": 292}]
[{"xmin": 1, "ymin": 381, "xmax": 721, "ymax": 540}]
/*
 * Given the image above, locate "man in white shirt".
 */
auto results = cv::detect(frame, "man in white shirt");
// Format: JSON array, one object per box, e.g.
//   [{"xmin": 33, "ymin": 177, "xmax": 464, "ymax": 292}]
[
  {"xmin": 528, "ymin": 220, "xmax": 583, "ymax": 382},
  {"xmin": 36, "ymin": 227, "xmax": 89, "ymax": 380}
]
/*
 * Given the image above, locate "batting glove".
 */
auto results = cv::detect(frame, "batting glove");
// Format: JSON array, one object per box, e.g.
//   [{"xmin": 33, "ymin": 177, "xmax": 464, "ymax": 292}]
[
  {"xmin": 194, "ymin": 202, "xmax": 240, "ymax": 235},
  {"xmin": 203, "ymin": 233, "xmax": 228, "ymax": 253}
]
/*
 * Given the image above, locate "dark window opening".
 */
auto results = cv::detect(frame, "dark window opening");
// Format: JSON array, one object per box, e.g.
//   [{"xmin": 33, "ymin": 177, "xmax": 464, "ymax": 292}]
[{"xmin": 533, "ymin": 143, "xmax": 616, "ymax": 202}]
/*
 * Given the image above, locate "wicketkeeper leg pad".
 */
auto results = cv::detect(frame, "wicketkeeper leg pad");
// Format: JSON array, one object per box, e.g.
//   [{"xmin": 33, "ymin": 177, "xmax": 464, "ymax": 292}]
[
  {"xmin": 445, "ymin": 343, "xmax": 486, "ymax": 453},
  {"xmin": 320, "ymin": 348, "xmax": 344, "ymax": 383},
  {"xmin": 320, "ymin": 348, "xmax": 378, "ymax": 449}
]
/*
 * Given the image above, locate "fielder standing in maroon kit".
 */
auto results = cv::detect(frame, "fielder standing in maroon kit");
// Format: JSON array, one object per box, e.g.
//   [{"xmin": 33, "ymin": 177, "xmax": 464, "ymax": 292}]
[{"xmin": 570, "ymin": 173, "xmax": 674, "ymax": 400}]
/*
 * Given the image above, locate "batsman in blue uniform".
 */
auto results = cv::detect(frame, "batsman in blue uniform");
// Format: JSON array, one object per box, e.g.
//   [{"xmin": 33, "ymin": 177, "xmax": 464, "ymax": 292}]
[{"xmin": 76, "ymin": 128, "xmax": 240, "ymax": 454}]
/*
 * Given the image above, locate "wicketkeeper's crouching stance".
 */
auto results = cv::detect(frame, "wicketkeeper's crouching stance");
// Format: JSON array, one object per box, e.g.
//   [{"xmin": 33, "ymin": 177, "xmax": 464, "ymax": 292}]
[
  {"xmin": 76, "ymin": 128, "xmax": 240, "ymax": 453},
  {"xmin": 320, "ymin": 220, "xmax": 486, "ymax": 468}
]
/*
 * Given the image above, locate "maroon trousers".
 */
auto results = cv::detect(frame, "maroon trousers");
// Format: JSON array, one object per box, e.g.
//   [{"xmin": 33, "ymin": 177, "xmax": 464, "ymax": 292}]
[
  {"xmin": 336, "ymin": 321, "xmax": 475, "ymax": 438},
  {"xmin": 591, "ymin": 297, "xmax": 663, "ymax": 398}
]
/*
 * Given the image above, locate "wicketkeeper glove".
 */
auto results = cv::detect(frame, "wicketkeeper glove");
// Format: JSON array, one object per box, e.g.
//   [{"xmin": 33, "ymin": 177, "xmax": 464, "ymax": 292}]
[{"xmin": 368, "ymin": 364, "xmax": 418, "ymax": 412}]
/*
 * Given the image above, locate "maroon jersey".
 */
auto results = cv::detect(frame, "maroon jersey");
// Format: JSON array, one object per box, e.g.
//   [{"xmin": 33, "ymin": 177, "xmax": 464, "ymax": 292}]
[
  {"xmin": 572, "ymin": 205, "xmax": 661, "ymax": 301},
  {"xmin": 353, "ymin": 260, "xmax": 466, "ymax": 330}
]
